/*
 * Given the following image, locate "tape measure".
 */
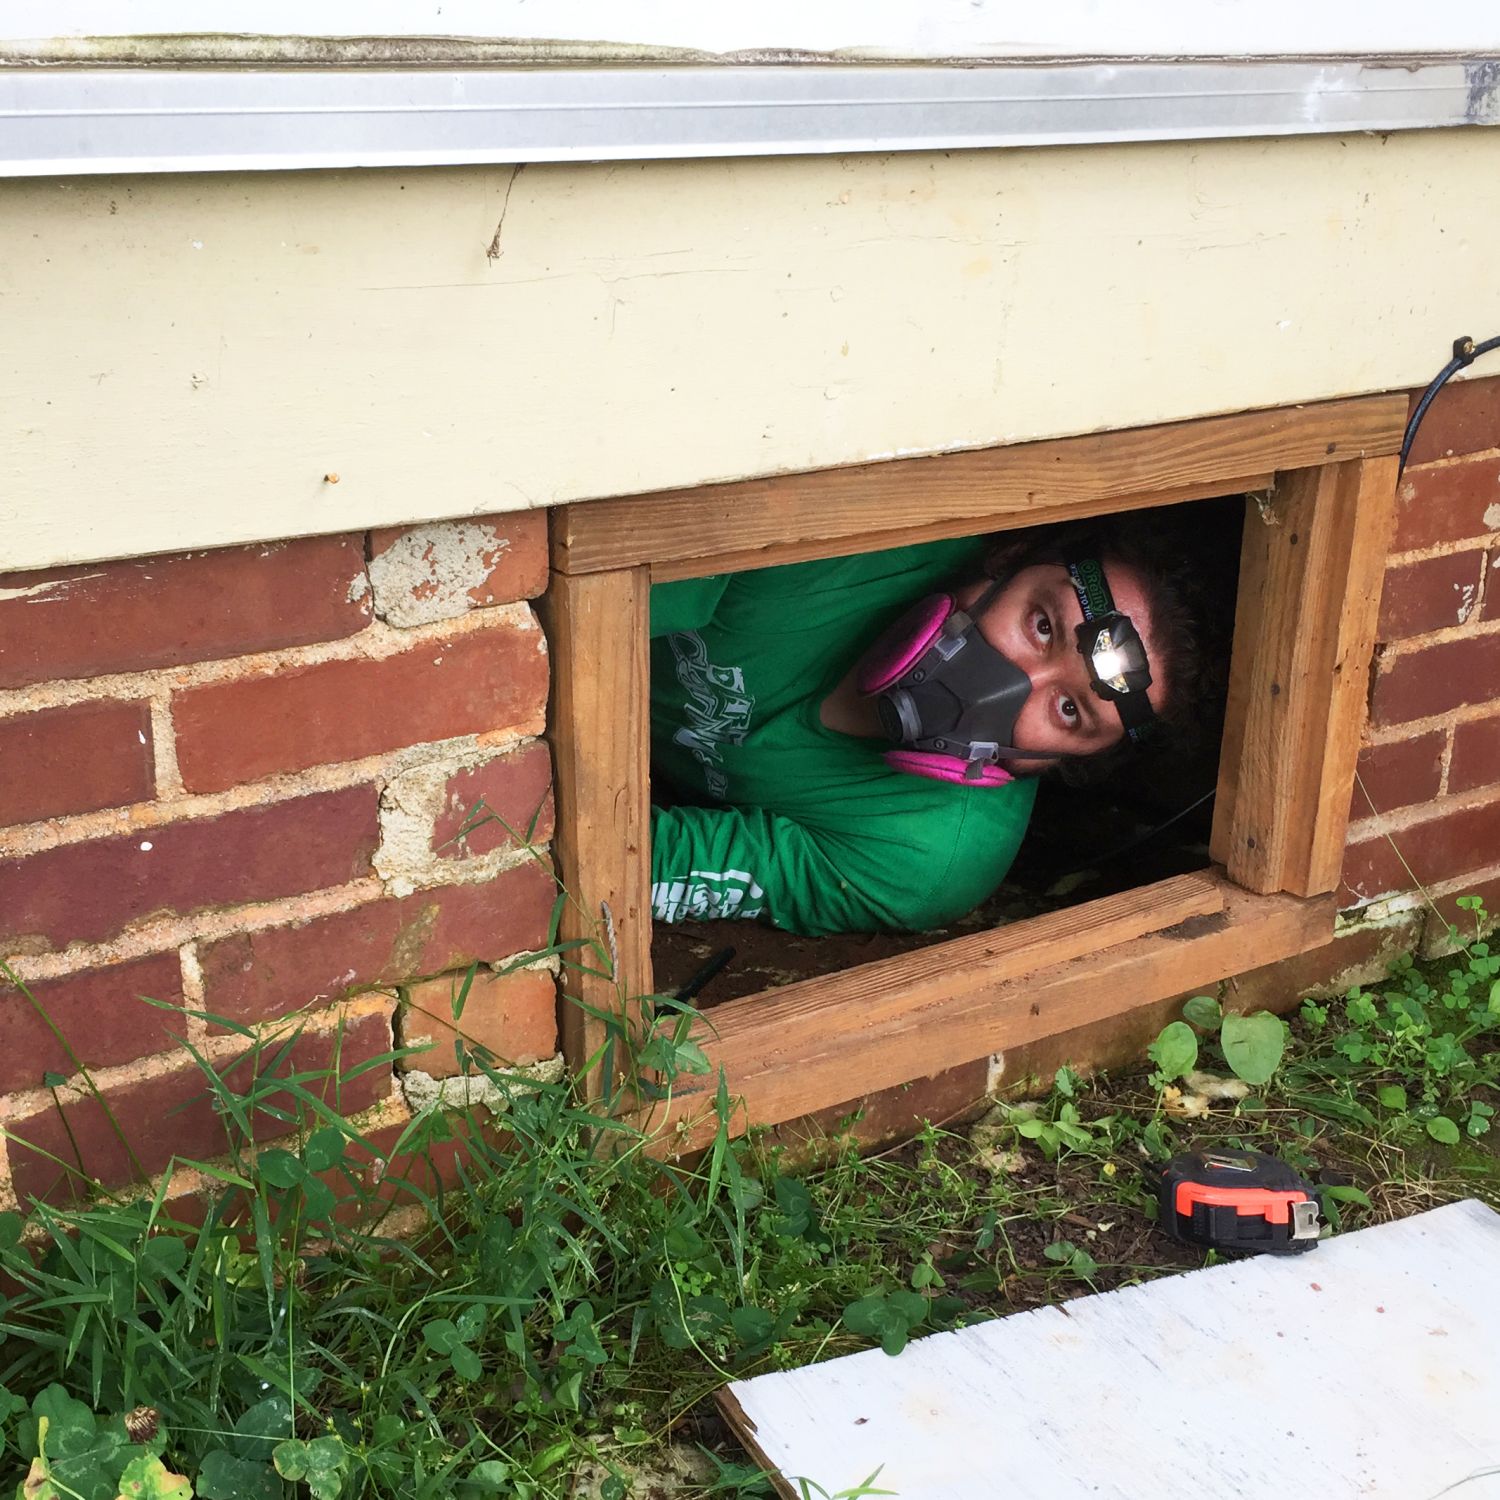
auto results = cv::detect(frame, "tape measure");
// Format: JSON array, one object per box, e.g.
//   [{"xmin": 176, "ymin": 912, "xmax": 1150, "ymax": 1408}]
[{"xmin": 1159, "ymin": 1148, "xmax": 1323, "ymax": 1255}]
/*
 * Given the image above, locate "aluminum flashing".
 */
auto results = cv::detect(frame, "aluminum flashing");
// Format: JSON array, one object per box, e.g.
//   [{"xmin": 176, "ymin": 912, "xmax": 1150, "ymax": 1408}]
[{"xmin": 1, "ymin": 59, "xmax": 1498, "ymax": 177}]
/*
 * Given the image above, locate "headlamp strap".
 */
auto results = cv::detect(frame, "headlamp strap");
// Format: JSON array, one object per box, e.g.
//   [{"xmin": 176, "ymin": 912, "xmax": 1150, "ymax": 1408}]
[{"xmin": 1065, "ymin": 557, "xmax": 1156, "ymax": 744}]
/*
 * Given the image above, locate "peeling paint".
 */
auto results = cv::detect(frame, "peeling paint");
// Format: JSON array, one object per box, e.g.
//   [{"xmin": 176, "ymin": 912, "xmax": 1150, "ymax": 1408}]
[
  {"xmin": 0, "ymin": 572, "xmax": 104, "ymax": 603},
  {"xmin": 368, "ymin": 520, "xmax": 512, "ymax": 629},
  {"xmin": 1457, "ymin": 582, "xmax": 1477, "ymax": 623},
  {"xmin": 1483, "ymin": 501, "xmax": 1500, "ymax": 531}
]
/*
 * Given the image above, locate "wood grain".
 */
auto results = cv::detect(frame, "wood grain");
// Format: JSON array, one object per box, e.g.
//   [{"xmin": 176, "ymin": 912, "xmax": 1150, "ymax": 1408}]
[
  {"xmin": 649, "ymin": 473, "xmax": 1273, "ymax": 582},
  {"xmin": 540, "ymin": 560, "xmax": 653, "ymax": 1098},
  {"xmin": 1211, "ymin": 456, "xmax": 1400, "ymax": 895},
  {"xmin": 640, "ymin": 877, "xmax": 1333, "ymax": 1154},
  {"xmin": 553, "ymin": 395, "xmax": 1405, "ymax": 576}
]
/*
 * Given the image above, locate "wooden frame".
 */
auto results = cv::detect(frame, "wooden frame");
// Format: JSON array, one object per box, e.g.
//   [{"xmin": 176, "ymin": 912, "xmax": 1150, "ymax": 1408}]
[{"xmin": 547, "ymin": 395, "xmax": 1404, "ymax": 1135}]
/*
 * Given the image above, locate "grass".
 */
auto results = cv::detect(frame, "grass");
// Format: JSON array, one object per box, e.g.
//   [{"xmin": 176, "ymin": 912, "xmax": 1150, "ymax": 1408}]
[{"xmin": 0, "ymin": 897, "xmax": 1497, "ymax": 1499}]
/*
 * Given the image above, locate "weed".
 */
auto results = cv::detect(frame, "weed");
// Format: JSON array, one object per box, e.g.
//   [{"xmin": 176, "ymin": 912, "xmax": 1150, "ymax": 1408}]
[{"xmin": 2, "ymin": 889, "xmax": 1497, "ymax": 1498}]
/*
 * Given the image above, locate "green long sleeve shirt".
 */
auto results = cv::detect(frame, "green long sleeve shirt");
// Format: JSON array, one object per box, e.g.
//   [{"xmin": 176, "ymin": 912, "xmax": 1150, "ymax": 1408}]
[{"xmin": 649, "ymin": 537, "xmax": 1037, "ymax": 936}]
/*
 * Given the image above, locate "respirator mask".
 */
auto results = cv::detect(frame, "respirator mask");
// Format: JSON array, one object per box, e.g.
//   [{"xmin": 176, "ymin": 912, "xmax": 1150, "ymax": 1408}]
[{"xmin": 853, "ymin": 554, "xmax": 1156, "ymax": 785}]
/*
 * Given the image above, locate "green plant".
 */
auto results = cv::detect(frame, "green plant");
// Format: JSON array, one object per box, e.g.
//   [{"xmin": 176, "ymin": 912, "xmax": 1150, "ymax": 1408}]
[
  {"xmin": 3, "ymin": 879, "xmax": 1496, "ymax": 1500},
  {"xmin": 1150, "ymin": 996, "xmax": 1288, "ymax": 1090},
  {"xmin": 1285, "ymin": 898, "xmax": 1500, "ymax": 1145}
]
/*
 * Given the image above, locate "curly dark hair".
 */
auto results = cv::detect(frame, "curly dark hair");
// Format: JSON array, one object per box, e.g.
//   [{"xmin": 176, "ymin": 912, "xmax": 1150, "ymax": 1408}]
[{"xmin": 983, "ymin": 498, "xmax": 1242, "ymax": 784}]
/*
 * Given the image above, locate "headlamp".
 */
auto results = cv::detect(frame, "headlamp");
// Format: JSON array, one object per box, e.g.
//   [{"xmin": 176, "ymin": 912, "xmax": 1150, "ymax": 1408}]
[{"xmin": 1066, "ymin": 558, "xmax": 1156, "ymax": 743}]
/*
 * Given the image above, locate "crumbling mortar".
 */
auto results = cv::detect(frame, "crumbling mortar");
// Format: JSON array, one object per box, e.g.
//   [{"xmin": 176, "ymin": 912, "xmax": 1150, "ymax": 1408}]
[
  {"xmin": 401, "ymin": 1054, "xmax": 565, "ymax": 1118},
  {"xmin": 1400, "ymin": 443, "xmax": 1500, "ymax": 476},
  {"xmin": 0, "ymin": 993, "xmax": 396, "ymax": 1126},
  {"xmin": 1378, "ymin": 614, "xmax": 1500, "ymax": 659},
  {"xmin": 1361, "ymin": 700, "xmax": 1500, "ymax": 746},
  {"xmin": 1384, "ymin": 535, "xmax": 1499, "ymax": 568},
  {"xmin": 0, "ymin": 601, "xmax": 544, "ymax": 721},
  {"xmin": 3, "ymin": 877, "xmax": 388, "ymax": 986},
  {"xmin": 178, "ymin": 942, "xmax": 209, "ymax": 1048},
  {"xmin": 373, "ymin": 742, "xmax": 552, "ymax": 898},
  {"xmin": 0, "ymin": 724, "xmax": 544, "ymax": 859},
  {"xmin": 1346, "ymin": 778, "xmax": 1500, "ymax": 843},
  {"xmin": 0, "ymin": 1088, "xmax": 415, "ymax": 1215},
  {"xmin": 1340, "ymin": 856, "xmax": 1500, "ymax": 927},
  {"xmin": 148, "ymin": 693, "xmax": 184, "ymax": 797}
]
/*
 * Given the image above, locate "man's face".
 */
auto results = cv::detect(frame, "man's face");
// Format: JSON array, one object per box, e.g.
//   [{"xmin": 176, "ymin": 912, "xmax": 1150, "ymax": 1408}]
[{"xmin": 956, "ymin": 561, "xmax": 1167, "ymax": 773}]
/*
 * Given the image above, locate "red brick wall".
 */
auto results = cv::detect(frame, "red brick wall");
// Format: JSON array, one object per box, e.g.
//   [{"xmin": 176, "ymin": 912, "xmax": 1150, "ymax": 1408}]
[
  {"xmin": 0, "ymin": 513, "xmax": 558, "ymax": 1209},
  {"xmin": 1345, "ymin": 372, "xmax": 1500, "ymax": 943}
]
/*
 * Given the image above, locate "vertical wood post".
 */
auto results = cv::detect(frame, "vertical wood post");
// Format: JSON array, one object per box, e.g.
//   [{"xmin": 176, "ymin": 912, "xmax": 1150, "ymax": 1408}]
[
  {"xmin": 542, "ymin": 561, "xmax": 654, "ymax": 1098},
  {"xmin": 1212, "ymin": 455, "xmax": 1399, "ymax": 894}
]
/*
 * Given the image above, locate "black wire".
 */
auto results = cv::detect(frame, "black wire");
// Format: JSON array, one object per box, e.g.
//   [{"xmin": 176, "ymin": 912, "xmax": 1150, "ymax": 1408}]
[
  {"xmin": 1400, "ymin": 333, "xmax": 1500, "ymax": 473},
  {"xmin": 1048, "ymin": 786, "xmax": 1218, "ymax": 880},
  {"xmin": 1091, "ymin": 333, "xmax": 1499, "ymax": 866}
]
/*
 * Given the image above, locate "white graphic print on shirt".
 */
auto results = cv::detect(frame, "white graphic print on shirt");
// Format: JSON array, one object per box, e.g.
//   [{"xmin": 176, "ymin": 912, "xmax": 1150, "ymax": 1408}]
[{"xmin": 666, "ymin": 631, "xmax": 757, "ymax": 799}]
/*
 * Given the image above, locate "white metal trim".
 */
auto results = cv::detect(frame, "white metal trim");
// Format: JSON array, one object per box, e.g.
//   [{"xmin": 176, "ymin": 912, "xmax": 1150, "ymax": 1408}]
[{"xmin": 0, "ymin": 60, "xmax": 1497, "ymax": 177}]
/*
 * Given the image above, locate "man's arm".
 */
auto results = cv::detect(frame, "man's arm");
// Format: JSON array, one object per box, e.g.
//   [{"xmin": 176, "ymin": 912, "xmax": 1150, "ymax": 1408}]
[{"xmin": 651, "ymin": 802, "xmax": 906, "ymax": 938}]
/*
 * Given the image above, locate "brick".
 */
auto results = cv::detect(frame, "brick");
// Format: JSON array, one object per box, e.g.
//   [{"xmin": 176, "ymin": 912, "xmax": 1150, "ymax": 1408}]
[
  {"xmin": 0, "ymin": 535, "xmax": 371, "ymax": 690},
  {"xmin": 1352, "ymin": 732, "xmax": 1445, "ymax": 815},
  {"xmin": 172, "ymin": 616, "xmax": 547, "ymax": 794},
  {"xmin": 1376, "ymin": 550, "xmax": 1485, "ymax": 641},
  {"xmin": 197, "ymin": 861, "xmax": 555, "ymax": 1026},
  {"xmin": 0, "ymin": 700, "xmax": 153, "ymax": 825},
  {"xmin": 399, "ymin": 967, "xmax": 558, "ymax": 1077},
  {"xmin": 432, "ymin": 742, "xmax": 555, "ymax": 860},
  {"xmin": 1449, "ymin": 713, "xmax": 1500, "ymax": 794},
  {"xmin": 1393, "ymin": 454, "xmax": 1500, "ymax": 550},
  {"xmin": 357, "ymin": 1113, "xmax": 503, "ymax": 1216},
  {"xmin": 368, "ymin": 512, "xmax": 548, "ymax": 627},
  {"xmin": 1404, "ymin": 372, "xmax": 1500, "ymax": 466},
  {"xmin": 6, "ymin": 1009, "xmax": 392, "ymax": 1205},
  {"xmin": 1342, "ymin": 798, "xmax": 1500, "ymax": 902},
  {"xmin": 1369, "ymin": 633, "xmax": 1500, "ymax": 727},
  {"xmin": 7, "ymin": 1061, "xmax": 221, "ymax": 1205},
  {"xmin": 0, "ymin": 785, "xmax": 379, "ymax": 953},
  {"xmin": 0, "ymin": 953, "xmax": 185, "ymax": 1093},
  {"xmin": 1487, "ymin": 550, "xmax": 1500, "ymax": 621}
]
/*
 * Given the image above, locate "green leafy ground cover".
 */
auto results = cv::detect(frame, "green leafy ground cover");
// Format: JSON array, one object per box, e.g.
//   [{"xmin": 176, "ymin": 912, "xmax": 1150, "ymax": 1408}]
[{"xmin": 1, "ymin": 898, "xmax": 1497, "ymax": 1500}]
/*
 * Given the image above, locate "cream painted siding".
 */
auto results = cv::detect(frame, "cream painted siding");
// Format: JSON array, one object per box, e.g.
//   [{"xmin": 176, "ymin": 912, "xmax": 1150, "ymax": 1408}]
[{"xmin": 5, "ymin": 128, "xmax": 1500, "ymax": 570}]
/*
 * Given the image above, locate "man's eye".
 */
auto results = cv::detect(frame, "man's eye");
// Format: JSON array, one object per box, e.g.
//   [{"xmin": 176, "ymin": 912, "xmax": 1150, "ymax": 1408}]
[
  {"xmin": 1059, "ymin": 696, "xmax": 1078, "ymax": 723},
  {"xmin": 1034, "ymin": 612, "xmax": 1053, "ymax": 640}
]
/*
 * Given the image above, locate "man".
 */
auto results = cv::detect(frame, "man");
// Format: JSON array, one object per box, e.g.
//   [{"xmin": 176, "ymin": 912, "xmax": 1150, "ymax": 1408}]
[{"xmin": 649, "ymin": 516, "xmax": 1206, "ymax": 937}]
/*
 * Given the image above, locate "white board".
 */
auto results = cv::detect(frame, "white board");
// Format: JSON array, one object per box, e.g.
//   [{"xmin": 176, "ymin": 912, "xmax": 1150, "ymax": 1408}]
[
  {"xmin": 2, "ymin": 1, "xmax": 1498, "ymax": 59},
  {"xmin": 725, "ymin": 1199, "xmax": 1500, "ymax": 1499}
]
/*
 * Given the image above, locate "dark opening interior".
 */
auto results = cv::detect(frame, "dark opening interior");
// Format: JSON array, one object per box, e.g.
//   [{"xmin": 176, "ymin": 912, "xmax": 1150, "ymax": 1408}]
[{"xmin": 650, "ymin": 493, "xmax": 1245, "ymax": 1006}]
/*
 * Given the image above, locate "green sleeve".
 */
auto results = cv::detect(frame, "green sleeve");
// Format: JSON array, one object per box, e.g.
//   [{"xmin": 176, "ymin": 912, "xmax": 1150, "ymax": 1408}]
[
  {"xmin": 651, "ymin": 802, "xmax": 988, "ymax": 938},
  {"xmin": 650, "ymin": 575, "xmax": 732, "ymax": 639}
]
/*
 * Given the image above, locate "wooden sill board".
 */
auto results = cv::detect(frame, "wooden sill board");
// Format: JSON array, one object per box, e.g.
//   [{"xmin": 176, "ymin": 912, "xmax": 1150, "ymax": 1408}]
[
  {"xmin": 553, "ymin": 393, "xmax": 1406, "ymax": 577},
  {"xmin": 722, "ymin": 1198, "xmax": 1500, "ymax": 1500},
  {"xmin": 640, "ymin": 874, "xmax": 1334, "ymax": 1153}
]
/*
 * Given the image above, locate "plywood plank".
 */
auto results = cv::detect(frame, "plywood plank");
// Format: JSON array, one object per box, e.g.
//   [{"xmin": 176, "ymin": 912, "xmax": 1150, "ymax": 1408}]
[
  {"xmin": 723, "ymin": 1199, "xmax": 1500, "ymax": 1500},
  {"xmin": 642, "ymin": 880, "xmax": 1333, "ymax": 1153},
  {"xmin": 1211, "ymin": 456, "xmax": 1399, "ymax": 895},
  {"xmin": 540, "ymin": 562, "xmax": 653, "ymax": 1098},
  {"xmin": 649, "ymin": 473, "xmax": 1273, "ymax": 583},
  {"xmin": 554, "ymin": 395, "xmax": 1406, "ymax": 576}
]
